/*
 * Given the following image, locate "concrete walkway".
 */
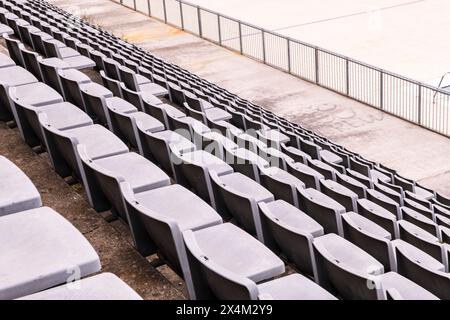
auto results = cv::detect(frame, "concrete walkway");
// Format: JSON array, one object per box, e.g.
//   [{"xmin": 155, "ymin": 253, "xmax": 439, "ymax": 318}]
[{"xmin": 50, "ymin": 0, "xmax": 450, "ymax": 196}]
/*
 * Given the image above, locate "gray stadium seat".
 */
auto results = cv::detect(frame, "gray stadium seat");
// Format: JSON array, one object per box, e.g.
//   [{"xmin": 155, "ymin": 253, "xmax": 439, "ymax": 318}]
[
  {"xmin": 0, "ymin": 52, "xmax": 15, "ymax": 68},
  {"xmin": 79, "ymin": 81, "xmax": 113, "ymax": 125},
  {"xmin": 18, "ymin": 273, "xmax": 142, "ymax": 300},
  {"xmin": 313, "ymin": 233, "xmax": 385, "ymax": 300},
  {"xmin": 0, "ymin": 155, "xmax": 41, "ymax": 216},
  {"xmin": 392, "ymin": 239, "xmax": 450, "ymax": 299},
  {"xmin": 403, "ymin": 198, "xmax": 434, "ymax": 220},
  {"xmin": 286, "ymin": 161, "xmax": 324, "ymax": 190},
  {"xmin": 57, "ymin": 68, "xmax": 91, "ymax": 107},
  {"xmin": 78, "ymin": 147, "xmax": 171, "ymax": 218},
  {"xmin": 0, "ymin": 207, "xmax": 101, "ymax": 299},
  {"xmin": 38, "ymin": 57, "xmax": 70, "ymax": 95},
  {"xmin": 398, "ymin": 220, "xmax": 445, "ymax": 263},
  {"xmin": 259, "ymin": 200, "xmax": 323, "ymax": 277},
  {"xmin": 401, "ymin": 206, "xmax": 439, "ymax": 237},
  {"xmin": 224, "ymin": 147, "xmax": 269, "ymax": 183},
  {"xmin": 357, "ymin": 198, "xmax": 399, "ymax": 238},
  {"xmin": 379, "ymin": 271, "xmax": 438, "ymax": 300},
  {"xmin": 366, "ymin": 188, "xmax": 401, "ymax": 218},
  {"xmin": 320, "ymin": 179, "xmax": 358, "ymax": 212},
  {"xmin": 335, "ymin": 172, "xmax": 367, "ymax": 198},
  {"xmin": 259, "ymin": 166, "xmax": 305, "ymax": 208},
  {"xmin": 298, "ymin": 188, "xmax": 345, "ymax": 235},
  {"xmin": 183, "ymin": 223, "xmax": 285, "ymax": 300},
  {"xmin": 342, "ymin": 212, "xmax": 394, "ymax": 271},
  {"xmin": 170, "ymin": 149, "xmax": 233, "ymax": 209},
  {"xmin": 121, "ymin": 183, "xmax": 222, "ymax": 296},
  {"xmin": 210, "ymin": 171, "xmax": 274, "ymax": 240}
]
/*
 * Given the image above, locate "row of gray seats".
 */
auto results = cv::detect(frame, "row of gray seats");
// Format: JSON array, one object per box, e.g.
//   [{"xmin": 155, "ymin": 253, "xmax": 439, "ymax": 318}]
[
  {"xmin": 0, "ymin": 18, "xmax": 335, "ymax": 300},
  {"xmin": 0, "ymin": 155, "xmax": 141, "ymax": 300},
  {"xmin": 4, "ymin": 0, "xmax": 450, "ymax": 300}
]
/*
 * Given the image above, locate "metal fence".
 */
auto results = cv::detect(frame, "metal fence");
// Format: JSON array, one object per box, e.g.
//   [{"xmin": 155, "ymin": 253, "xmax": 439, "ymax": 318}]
[{"xmin": 115, "ymin": 0, "xmax": 450, "ymax": 137}]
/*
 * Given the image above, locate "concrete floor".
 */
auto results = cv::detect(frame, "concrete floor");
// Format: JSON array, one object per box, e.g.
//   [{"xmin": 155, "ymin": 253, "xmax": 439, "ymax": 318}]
[
  {"xmin": 49, "ymin": 0, "xmax": 450, "ymax": 197},
  {"xmin": 182, "ymin": 0, "xmax": 450, "ymax": 85}
]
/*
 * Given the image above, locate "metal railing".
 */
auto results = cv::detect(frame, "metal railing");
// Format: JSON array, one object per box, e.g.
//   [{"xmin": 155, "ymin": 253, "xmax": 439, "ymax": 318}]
[{"xmin": 115, "ymin": 0, "xmax": 450, "ymax": 137}]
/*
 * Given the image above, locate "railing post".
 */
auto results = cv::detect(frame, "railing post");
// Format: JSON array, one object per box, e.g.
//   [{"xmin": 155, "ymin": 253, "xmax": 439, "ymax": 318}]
[
  {"xmin": 162, "ymin": 0, "xmax": 167, "ymax": 23},
  {"xmin": 345, "ymin": 58, "xmax": 349, "ymax": 95},
  {"xmin": 315, "ymin": 47, "xmax": 319, "ymax": 84},
  {"xmin": 418, "ymin": 84, "xmax": 422, "ymax": 125},
  {"xmin": 197, "ymin": 6, "xmax": 202, "ymax": 37},
  {"xmin": 179, "ymin": 1, "xmax": 184, "ymax": 30},
  {"xmin": 261, "ymin": 30, "xmax": 266, "ymax": 63},
  {"xmin": 380, "ymin": 70, "xmax": 384, "ymax": 110},
  {"xmin": 217, "ymin": 14, "xmax": 222, "ymax": 45},
  {"xmin": 147, "ymin": 0, "xmax": 151, "ymax": 16},
  {"xmin": 287, "ymin": 38, "xmax": 291, "ymax": 73},
  {"xmin": 238, "ymin": 21, "xmax": 243, "ymax": 54},
  {"xmin": 133, "ymin": 0, "xmax": 136, "ymax": 10}
]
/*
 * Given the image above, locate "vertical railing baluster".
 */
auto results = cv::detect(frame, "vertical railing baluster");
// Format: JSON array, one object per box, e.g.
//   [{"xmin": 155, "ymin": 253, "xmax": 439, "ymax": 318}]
[
  {"xmin": 261, "ymin": 30, "xmax": 266, "ymax": 63},
  {"xmin": 147, "ymin": 0, "xmax": 151, "ymax": 16},
  {"xmin": 179, "ymin": 1, "xmax": 184, "ymax": 30},
  {"xmin": 315, "ymin": 47, "xmax": 319, "ymax": 84},
  {"xmin": 380, "ymin": 70, "xmax": 384, "ymax": 110},
  {"xmin": 345, "ymin": 58, "xmax": 349, "ymax": 96},
  {"xmin": 238, "ymin": 21, "xmax": 243, "ymax": 54},
  {"xmin": 162, "ymin": 0, "xmax": 167, "ymax": 23},
  {"xmin": 418, "ymin": 84, "xmax": 422, "ymax": 125},
  {"xmin": 197, "ymin": 6, "xmax": 202, "ymax": 37},
  {"xmin": 287, "ymin": 38, "xmax": 291, "ymax": 73},
  {"xmin": 217, "ymin": 14, "xmax": 222, "ymax": 45}
]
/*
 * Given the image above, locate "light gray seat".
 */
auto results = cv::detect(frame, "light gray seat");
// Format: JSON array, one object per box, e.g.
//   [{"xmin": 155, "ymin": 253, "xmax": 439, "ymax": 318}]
[
  {"xmin": 57, "ymin": 68, "xmax": 91, "ymax": 108},
  {"xmin": 403, "ymin": 198, "xmax": 434, "ymax": 220},
  {"xmin": 18, "ymin": 273, "xmax": 142, "ymax": 300},
  {"xmin": 0, "ymin": 22, "xmax": 14, "ymax": 35},
  {"xmin": 0, "ymin": 207, "xmax": 101, "ymax": 300},
  {"xmin": 121, "ymin": 183, "xmax": 222, "ymax": 296},
  {"xmin": 374, "ymin": 182, "xmax": 403, "ymax": 205},
  {"xmin": 342, "ymin": 212, "xmax": 394, "ymax": 271},
  {"xmin": 79, "ymin": 82, "xmax": 113, "ymax": 125},
  {"xmin": 224, "ymin": 147, "xmax": 270, "ymax": 183},
  {"xmin": 136, "ymin": 128, "xmax": 195, "ymax": 180},
  {"xmin": 307, "ymin": 159, "xmax": 340, "ymax": 181},
  {"xmin": 357, "ymin": 198, "xmax": 398, "ymax": 238},
  {"xmin": 38, "ymin": 57, "xmax": 71, "ymax": 95},
  {"xmin": 0, "ymin": 65, "xmax": 37, "ymax": 120},
  {"xmin": 401, "ymin": 206, "xmax": 439, "ymax": 237},
  {"xmin": 313, "ymin": 233, "xmax": 385, "ymax": 300},
  {"xmin": 320, "ymin": 179, "xmax": 358, "ymax": 212},
  {"xmin": 40, "ymin": 117, "xmax": 129, "ymax": 179},
  {"xmin": 367, "ymin": 188, "xmax": 401, "ymax": 219},
  {"xmin": 256, "ymin": 129, "xmax": 290, "ymax": 149},
  {"xmin": 200, "ymin": 131, "xmax": 238, "ymax": 160},
  {"xmin": 171, "ymin": 149, "xmax": 233, "ymax": 209},
  {"xmin": 298, "ymin": 188, "xmax": 346, "ymax": 235},
  {"xmin": 392, "ymin": 239, "xmax": 450, "ymax": 299},
  {"xmin": 182, "ymin": 223, "xmax": 285, "ymax": 300},
  {"xmin": 106, "ymin": 97, "xmax": 164, "ymax": 151},
  {"xmin": 259, "ymin": 166, "xmax": 305, "ymax": 208},
  {"xmin": 209, "ymin": 171, "xmax": 274, "ymax": 240},
  {"xmin": 42, "ymin": 37, "xmax": 95, "ymax": 69},
  {"xmin": 380, "ymin": 271, "xmax": 439, "ymax": 300},
  {"xmin": 259, "ymin": 200, "xmax": 324, "ymax": 277},
  {"xmin": 9, "ymin": 82, "xmax": 63, "ymax": 146},
  {"xmin": 286, "ymin": 161, "xmax": 324, "ymax": 190},
  {"xmin": 0, "ymin": 156, "xmax": 41, "ymax": 216},
  {"xmin": 258, "ymin": 273, "xmax": 337, "ymax": 300},
  {"xmin": 78, "ymin": 148, "xmax": 171, "ymax": 219},
  {"xmin": 0, "ymin": 52, "xmax": 15, "ymax": 68},
  {"xmin": 281, "ymin": 144, "xmax": 311, "ymax": 164},
  {"xmin": 143, "ymin": 101, "xmax": 183, "ymax": 129},
  {"xmin": 398, "ymin": 220, "xmax": 445, "ymax": 264},
  {"xmin": 346, "ymin": 168, "xmax": 374, "ymax": 189},
  {"xmin": 440, "ymin": 226, "xmax": 450, "ymax": 244},
  {"xmin": 335, "ymin": 172, "xmax": 368, "ymax": 198}
]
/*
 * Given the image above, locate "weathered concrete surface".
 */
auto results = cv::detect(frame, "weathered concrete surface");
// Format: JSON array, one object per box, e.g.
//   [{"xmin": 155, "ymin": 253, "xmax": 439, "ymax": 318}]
[
  {"xmin": 185, "ymin": 0, "xmax": 450, "ymax": 85},
  {"xmin": 49, "ymin": 0, "xmax": 450, "ymax": 197}
]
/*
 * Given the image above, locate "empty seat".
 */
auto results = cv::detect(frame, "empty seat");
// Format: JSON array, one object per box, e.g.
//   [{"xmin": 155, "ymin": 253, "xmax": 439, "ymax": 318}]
[
  {"xmin": 224, "ymin": 147, "xmax": 269, "ymax": 183},
  {"xmin": 366, "ymin": 188, "xmax": 401, "ymax": 219},
  {"xmin": 379, "ymin": 271, "xmax": 438, "ymax": 300},
  {"xmin": 342, "ymin": 212, "xmax": 394, "ymax": 271},
  {"xmin": 398, "ymin": 220, "xmax": 445, "ymax": 263},
  {"xmin": 0, "ymin": 207, "xmax": 101, "ymax": 300},
  {"xmin": 403, "ymin": 198, "xmax": 434, "ymax": 220},
  {"xmin": 9, "ymin": 82, "xmax": 63, "ymax": 146},
  {"xmin": 79, "ymin": 82, "xmax": 113, "ymax": 124},
  {"xmin": 122, "ymin": 183, "xmax": 222, "ymax": 295},
  {"xmin": 320, "ymin": 179, "xmax": 358, "ymax": 212},
  {"xmin": 313, "ymin": 233, "xmax": 385, "ymax": 300},
  {"xmin": 392, "ymin": 240, "xmax": 450, "ymax": 299},
  {"xmin": 40, "ymin": 117, "xmax": 129, "ymax": 179},
  {"xmin": 0, "ymin": 52, "xmax": 15, "ymax": 68},
  {"xmin": 401, "ymin": 207, "xmax": 439, "ymax": 237},
  {"xmin": 78, "ymin": 148, "xmax": 171, "ymax": 218},
  {"xmin": 335, "ymin": 172, "xmax": 367, "ymax": 198},
  {"xmin": 210, "ymin": 171, "xmax": 274, "ymax": 240},
  {"xmin": 286, "ymin": 161, "xmax": 324, "ymax": 190},
  {"xmin": 42, "ymin": 37, "xmax": 95, "ymax": 69},
  {"xmin": 183, "ymin": 223, "xmax": 285, "ymax": 299},
  {"xmin": 0, "ymin": 156, "xmax": 41, "ymax": 216},
  {"xmin": 18, "ymin": 273, "xmax": 142, "ymax": 300},
  {"xmin": 170, "ymin": 149, "xmax": 233, "ymax": 209},
  {"xmin": 57, "ymin": 68, "xmax": 91, "ymax": 107},
  {"xmin": 357, "ymin": 199, "xmax": 398, "ymax": 238},
  {"xmin": 259, "ymin": 167, "xmax": 305, "ymax": 208},
  {"xmin": 38, "ymin": 57, "xmax": 71, "ymax": 95},
  {"xmin": 259, "ymin": 200, "xmax": 324, "ymax": 277},
  {"xmin": 298, "ymin": 188, "xmax": 346, "ymax": 235}
]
